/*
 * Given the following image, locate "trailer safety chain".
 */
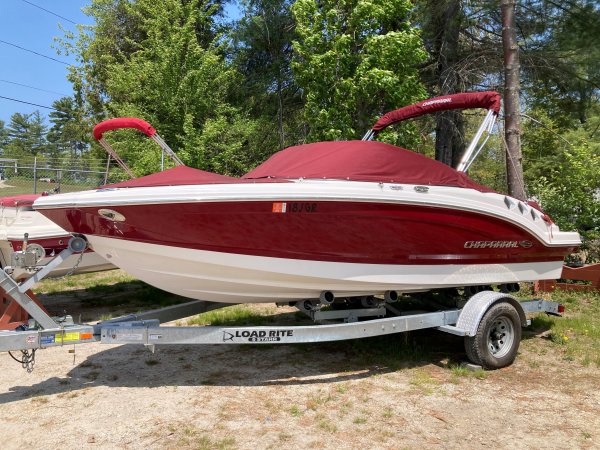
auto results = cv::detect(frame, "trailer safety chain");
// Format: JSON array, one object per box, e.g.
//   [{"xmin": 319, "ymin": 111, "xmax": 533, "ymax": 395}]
[
  {"xmin": 59, "ymin": 251, "xmax": 84, "ymax": 280},
  {"xmin": 8, "ymin": 349, "xmax": 36, "ymax": 372}
]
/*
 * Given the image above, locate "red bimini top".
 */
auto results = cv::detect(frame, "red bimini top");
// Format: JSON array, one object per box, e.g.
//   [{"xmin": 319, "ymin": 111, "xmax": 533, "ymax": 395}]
[
  {"xmin": 243, "ymin": 140, "xmax": 494, "ymax": 192},
  {"xmin": 0, "ymin": 194, "xmax": 41, "ymax": 208},
  {"xmin": 372, "ymin": 91, "xmax": 501, "ymax": 132}
]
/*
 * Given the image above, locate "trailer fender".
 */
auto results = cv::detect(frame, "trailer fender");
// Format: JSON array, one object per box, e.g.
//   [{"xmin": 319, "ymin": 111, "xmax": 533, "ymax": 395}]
[{"xmin": 456, "ymin": 291, "xmax": 527, "ymax": 337}]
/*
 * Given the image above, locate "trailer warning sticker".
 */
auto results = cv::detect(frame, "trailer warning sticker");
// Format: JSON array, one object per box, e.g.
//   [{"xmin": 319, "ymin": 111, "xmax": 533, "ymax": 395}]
[
  {"xmin": 222, "ymin": 329, "xmax": 294, "ymax": 343},
  {"xmin": 54, "ymin": 332, "xmax": 81, "ymax": 343},
  {"xmin": 272, "ymin": 202, "xmax": 287, "ymax": 213}
]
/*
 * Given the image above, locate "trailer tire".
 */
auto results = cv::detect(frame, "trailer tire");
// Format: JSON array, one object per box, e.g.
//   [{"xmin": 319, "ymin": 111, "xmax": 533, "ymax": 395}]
[{"xmin": 464, "ymin": 301, "xmax": 522, "ymax": 369}]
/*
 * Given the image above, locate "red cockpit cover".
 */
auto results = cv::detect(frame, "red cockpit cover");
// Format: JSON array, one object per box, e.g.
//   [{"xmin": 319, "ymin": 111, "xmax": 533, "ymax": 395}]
[
  {"xmin": 372, "ymin": 91, "xmax": 501, "ymax": 132},
  {"xmin": 104, "ymin": 165, "xmax": 238, "ymax": 188},
  {"xmin": 243, "ymin": 140, "xmax": 494, "ymax": 192},
  {"xmin": 0, "ymin": 194, "xmax": 41, "ymax": 208}
]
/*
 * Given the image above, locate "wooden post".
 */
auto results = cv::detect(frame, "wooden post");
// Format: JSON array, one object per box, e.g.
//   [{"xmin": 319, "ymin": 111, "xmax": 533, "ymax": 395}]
[{"xmin": 501, "ymin": 0, "xmax": 526, "ymax": 201}]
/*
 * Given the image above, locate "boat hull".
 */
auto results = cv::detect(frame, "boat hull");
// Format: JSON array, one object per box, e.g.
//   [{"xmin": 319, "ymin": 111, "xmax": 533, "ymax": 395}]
[
  {"xmin": 34, "ymin": 184, "xmax": 579, "ymax": 302},
  {"xmin": 86, "ymin": 234, "xmax": 565, "ymax": 303},
  {"xmin": 37, "ymin": 200, "xmax": 574, "ymax": 265}
]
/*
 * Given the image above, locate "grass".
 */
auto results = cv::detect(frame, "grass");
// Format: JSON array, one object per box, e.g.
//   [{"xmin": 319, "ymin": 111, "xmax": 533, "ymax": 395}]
[
  {"xmin": 35, "ymin": 270, "xmax": 138, "ymax": 295},
  {"xmin": 34, "ymin": 269, "xmax": 189, "ymax": 312},
  {"xmin": 0, "ymin": 177, "xmax": 96, "ymax": 196},
  {"xmin": 157, "ymin": 422, "xmax": 237, "ymax": 450},
  {"xmin": 449, "ymin": 364, "xmax": 488, "ymax": 382},
  {"xmin": 318, "ymin": 419, "xmax": 337, "ymax": 433},
  {"xmin": 289, "ymin": 405, "xmax": 303, "ymax": 417},
  {"xmin": 382, "ymin": 407, "xmax": 394, "ymax": 419},
  {"xmin": 527, "ymin": 290, "xmax": 600, "ymax": 367},
  {"xmin": 306, "ymin": 391, "xmax": 335, "ymax": 411},
  {"xmin": 352, "ymin": 416, "xmax": 367, "ymax": 425},
  {"xmin": 185, "ymin": 304, "xmax": 279, "ymax": 326},
  {"xmin": 409, "ymin": 370, "xmax": 440, "ymax": 395}
]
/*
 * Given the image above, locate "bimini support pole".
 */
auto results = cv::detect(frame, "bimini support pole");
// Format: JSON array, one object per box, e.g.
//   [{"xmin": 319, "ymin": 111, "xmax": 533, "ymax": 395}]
[
  {"xmin": 97, "ymin": 138, "xmax": 136, "ymax": 178},
  {"xmin": 456, "ymin": 109, "xmax": 497, "ymax": 172}
]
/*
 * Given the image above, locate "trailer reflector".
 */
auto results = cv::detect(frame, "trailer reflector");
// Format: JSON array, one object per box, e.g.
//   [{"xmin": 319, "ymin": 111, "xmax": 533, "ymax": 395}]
[{"xmin": 558, "ymin": 304, "xmax": 565, "ymax": 314}]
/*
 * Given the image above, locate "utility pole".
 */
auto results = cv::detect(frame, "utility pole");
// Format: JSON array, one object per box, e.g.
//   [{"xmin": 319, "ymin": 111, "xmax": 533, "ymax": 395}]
[{"xmin": 501, "ymin": 0, "xmax": 527, "ymax": 201}]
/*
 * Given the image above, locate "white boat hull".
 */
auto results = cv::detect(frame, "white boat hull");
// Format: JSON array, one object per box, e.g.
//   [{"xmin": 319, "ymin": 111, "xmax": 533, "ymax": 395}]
[{"xmin": 88, "ymin": 235, "xmax": 565, "ymax": 303}]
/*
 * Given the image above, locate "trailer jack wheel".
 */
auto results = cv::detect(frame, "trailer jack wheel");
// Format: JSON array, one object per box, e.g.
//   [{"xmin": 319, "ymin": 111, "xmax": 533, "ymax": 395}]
[{"xmin": 464, "ymin": 301, "xmax": 522, "ymax": 369}]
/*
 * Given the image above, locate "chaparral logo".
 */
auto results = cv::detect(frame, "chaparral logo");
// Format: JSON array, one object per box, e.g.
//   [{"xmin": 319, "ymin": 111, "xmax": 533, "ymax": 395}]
[
  {"xmin": 222, "ymin": 329, "xmax": 294, "ymax": 342},
  {"xmin": 464, "ymin": 240, "xmax": 518, "ymax": 249},
  {"xmin": 464, "ymin": 240, "xmax": 534, "ymax": 249},
  {"xmin": 422, "ymin": 98, "xmax": 452, "ymax": 107}
]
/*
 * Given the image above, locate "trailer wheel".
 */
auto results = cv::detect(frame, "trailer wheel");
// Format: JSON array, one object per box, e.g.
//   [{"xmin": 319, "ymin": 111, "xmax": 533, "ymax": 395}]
[{"xmin": 464, "ymin": 301, "xmax": 522, "ymax": 369}]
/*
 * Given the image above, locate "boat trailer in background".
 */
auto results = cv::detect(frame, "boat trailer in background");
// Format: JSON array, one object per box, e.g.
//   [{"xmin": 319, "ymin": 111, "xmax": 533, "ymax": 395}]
[
  {"xmin": 535, "ymin": 263, "xmax": 600, "ymax": 293},
  {"xmin": 0, "ymin": 237, "xmax": 565, "ymax": 372}
]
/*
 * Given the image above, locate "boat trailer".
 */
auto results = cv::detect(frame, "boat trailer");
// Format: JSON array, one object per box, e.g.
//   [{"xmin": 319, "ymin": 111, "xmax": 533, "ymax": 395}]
[{"xmin": 0, "ymin": 237, "xmax": 564, "ymax": 371}]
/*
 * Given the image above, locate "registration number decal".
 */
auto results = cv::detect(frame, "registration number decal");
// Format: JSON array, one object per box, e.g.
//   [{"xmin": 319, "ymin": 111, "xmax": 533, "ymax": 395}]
[{"xmin": 272, "ymin": 202, "xmax": 317, "ymax": 213}]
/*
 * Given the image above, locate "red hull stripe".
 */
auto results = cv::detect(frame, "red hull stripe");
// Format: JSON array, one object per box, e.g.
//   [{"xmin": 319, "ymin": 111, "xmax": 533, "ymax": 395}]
[{"xmin": 38, "ymin": 201, "xmax": 575, "ymax": 265}]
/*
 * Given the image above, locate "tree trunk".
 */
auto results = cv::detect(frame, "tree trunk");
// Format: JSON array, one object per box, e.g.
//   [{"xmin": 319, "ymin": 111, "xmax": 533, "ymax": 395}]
[
  {"xmin": 432, "ymin": 0, "xmax": 464, "ymax": 167},
  {"xmin": 501, "ymin": 0, "xmax": 526, "ymax": 200},
  {"xmin": 276, "ymin": 76, "xmax": 285, "ymax": 149}
]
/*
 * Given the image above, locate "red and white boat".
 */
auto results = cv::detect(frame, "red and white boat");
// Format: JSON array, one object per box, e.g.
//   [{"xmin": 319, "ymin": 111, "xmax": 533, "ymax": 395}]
[
  {"xmin": 32, "ymin": 92, "xmax": 581, "ymax": 303},
  {"xmin": 0, "ymin": 194, "xmax": 114, "ymax": 280}
]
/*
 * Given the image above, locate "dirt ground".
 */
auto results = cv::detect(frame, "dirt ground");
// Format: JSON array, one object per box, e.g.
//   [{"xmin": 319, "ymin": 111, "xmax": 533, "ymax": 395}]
[{"xmin": 1, "ymin": 300, "xmax": 599, "ymax": 449}]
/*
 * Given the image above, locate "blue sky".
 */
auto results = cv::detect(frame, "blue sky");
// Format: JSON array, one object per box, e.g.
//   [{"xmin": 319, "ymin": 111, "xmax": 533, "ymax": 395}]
[
  {"xmin": 0, "ymin": 0, "xmax": 241, "ymax": 126},
  {"xmin": 0, "ymin": 0, "xmax": 92, "ymax": 125}
]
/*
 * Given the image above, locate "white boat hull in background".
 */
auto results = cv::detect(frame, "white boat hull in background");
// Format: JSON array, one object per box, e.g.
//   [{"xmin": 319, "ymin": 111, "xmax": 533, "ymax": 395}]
[{"xmin": 0, "ymin": 205, "xmax": 114, "ymax": 281}]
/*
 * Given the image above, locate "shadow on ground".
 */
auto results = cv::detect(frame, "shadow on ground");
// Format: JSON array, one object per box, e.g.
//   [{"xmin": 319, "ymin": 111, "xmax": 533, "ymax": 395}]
[{"xmin": 0, "ymin": 329, "xmax": 466, "ymax": 404}]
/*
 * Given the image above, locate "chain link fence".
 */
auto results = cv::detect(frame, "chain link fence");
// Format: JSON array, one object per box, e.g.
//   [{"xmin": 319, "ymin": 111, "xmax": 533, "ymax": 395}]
[{"xmin": 0, "ymin": 157, "xmax": 128, "ymax": 196}]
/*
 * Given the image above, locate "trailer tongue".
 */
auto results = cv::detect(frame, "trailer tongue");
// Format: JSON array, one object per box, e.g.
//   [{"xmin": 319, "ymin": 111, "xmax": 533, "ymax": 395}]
[{"xmin": 0, "ymin": 236, "xmax": 564, "ymax": 372}]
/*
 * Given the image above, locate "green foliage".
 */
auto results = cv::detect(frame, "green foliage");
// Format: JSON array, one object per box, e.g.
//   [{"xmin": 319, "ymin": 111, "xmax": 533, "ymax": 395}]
[
  {"xmin": 47, "ymin": 97, "xmax": 90, "ymax": 157},
  {"xmin": 524, "ymin": 101, "xmax": 600, "ymax": 249},
  {"xmin": 292, "ymin": 0, "xmax": 427, "ymax": 142},
  {"xmin": 0, "ymin": 119, "xmax": 8, "ymax": 151},
  {"xmin": 522, "ymin": 1, "xmax": 600, "ymax": 126},
  {"xmin": 66, "ymin": 0, "xmax": 260, "ymax": 176},
  {"xmin": 529, "ymin": 142, "xmax": 599, "ymax": 240},
  {"xmin": 232, "ymin": 0, "xmax": 302, "ymax": 149},
  {"xmin": 3, "ymin": 111, "xmax": 48, "ymax": 158},
  {"xmin": 530, "ymin": 290, "xmax": 600, "ymax": 367}
]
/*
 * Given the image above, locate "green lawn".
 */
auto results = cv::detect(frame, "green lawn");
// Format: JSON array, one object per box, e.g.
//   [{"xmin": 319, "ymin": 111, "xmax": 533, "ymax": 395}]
[
  {"xmin": 0, "ymin": 177, "xmax": 97, "ymax": 196},
  {"xmin": 528, "ymin": 289, "xmax": 600, "ymax": 366}
]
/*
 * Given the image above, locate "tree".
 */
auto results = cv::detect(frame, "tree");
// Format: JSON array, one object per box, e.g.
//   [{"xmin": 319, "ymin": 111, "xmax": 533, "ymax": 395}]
[
  {"xmin": 66, "ymin": 0, "xmax": 263, "ymax": 176},
  {"xmin": 4, "ymin": 111, "xmax": 48, "ymax": 158},
  {"xmin": 501, "ymin": 0, "xmax": 526, "ymax": 201},
  {"xmin": 292, "ymin": 0, "xmax": 427, "ymax": 142},
  {"xmin": 0, "ymin": 120, "xmax": 8, "ymax": 153},
  {"xmin": 531, "ymin": 142, "xmax": 599, "ymax": 240},
  {"xmin": 519, "ymin": 1, "xmax": 600, "ymax": 127},
  {"xmin": 418, "ymin": 0, "xmax": 469, "ymax": 166},
  {"xmin": 232, "ymin": 0, "xmax": 301, "ymax": 150},
  {"xmin": 47, "ymin": 96, "xmax": 90, "ymax": 157}
]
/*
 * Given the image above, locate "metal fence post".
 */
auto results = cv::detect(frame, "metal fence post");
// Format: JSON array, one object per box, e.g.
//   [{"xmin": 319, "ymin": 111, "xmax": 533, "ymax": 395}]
[{"xmin": 33, "ymin": 157, "xmax": 37, "ymax": 194}]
